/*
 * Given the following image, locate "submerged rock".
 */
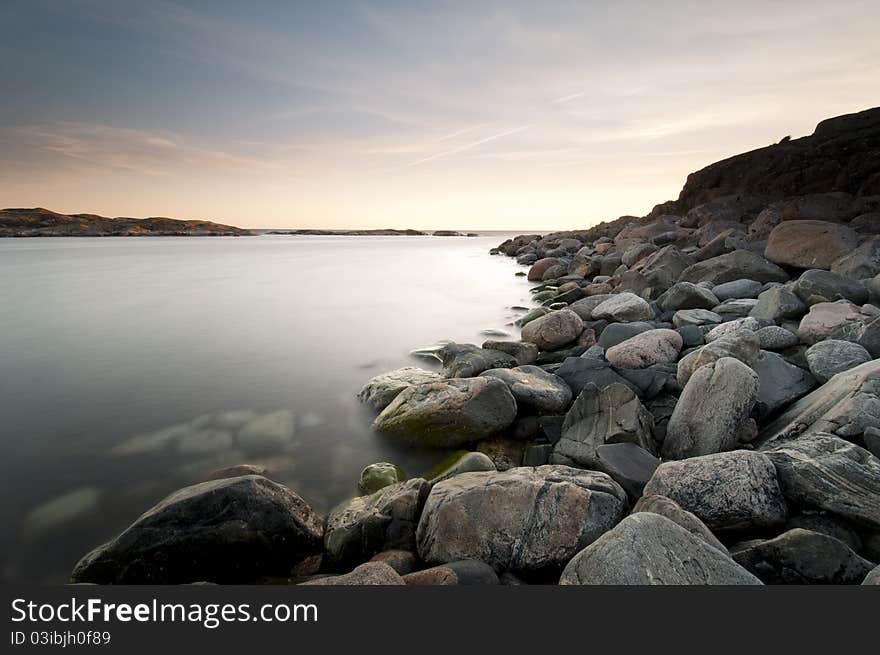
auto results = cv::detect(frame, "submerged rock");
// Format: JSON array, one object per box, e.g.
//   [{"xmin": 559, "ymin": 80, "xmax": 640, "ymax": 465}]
[
  {"xmin": 559, "ymin": 513, "xmax": 761, "ymax": 585},
  {"xmin": 71, "ymin": 476, "xmax": 324, "ymax": 584}
]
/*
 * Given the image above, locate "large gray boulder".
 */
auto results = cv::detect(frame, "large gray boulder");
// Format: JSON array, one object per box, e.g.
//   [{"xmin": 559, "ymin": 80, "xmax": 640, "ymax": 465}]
[
  {"xmin": 712, "ymin": 279, "xmax": 763, "ymax": 301},
  {"xmin": 438, "ymin": 343, "xmax": 517, "ymax": 378},
  {"xmin": 765, "ymin": 220, "xmax": 859, "ymax": 270},
  {"xmin": 520, "ymin": 308, "xmax": 584, "ymax": 350},
  {"xmin": 559, "ymin": 513, "xmax": 761, "ymax": 585},
  {"xmin": 678, "ymin": 249, "xmax": 789, "ymax": 285},
  {"xmin": 663, "ymin": 357, "xmax": 759, "ymax": 459},
  {"xmin": 657, "ymin": 282, "xmax": 719, "ymax": 312},
  {"xmin": 550, "ymin": 383, "xmax": 656, "ymax": 469},
  {"xmin": 757, "ymin": 359, "xmax": 880, "ymax": 446},
  {"xmin": 480, "ymin": 366, "xmax": 572, "ymax": 414},
  {"xmin": 633, "ymin": 494, "xmax": 728, "ymax": 555},
  {"xmin": 615, "ymin": 246, "xmax": 694, "ymax": 299},
  {"xmin": 358, "ymin": 367, "xmax": 442, "ymax": 411},
  {"xmin": 753, "ymin": 351, "xmax": 817, "ymax": 416},
  {"xmin": 804, "ymin": 339, "xmax": 872, "ymax": 383},
  {"xmin": 832, "ymin": 235, "xmax": 880, "ymax": 278},
  {"xmin": 71, "ymin": 476, "xmax": 324, "ymax": 584},
  {"xmin": 416, "ymin": 466, "xmax": 627, "ymax": 573},
  {"xmin": 677, "ymin": 330, "xmax": 760, "ymax": 386},
  {"xmin": 373, "ymin": 377, "xmax": 517, "ymax": 447},
  {"xmin": 324, "ymin": 478, "xmax": 429, "ymax": 569},
  {"xmin": 591, "ymin": 293, "xmax": 654, "ymax": 323},
  {"xmin": 604, "ymin": 329, "xmax": 682, "ymax": 369},
  {"xmin": 731, "ymin": 528, "xmax": 875, "ymax": 584},
  {"xmin": 763, "ymin": 434, "xmax": 880, "ymax": 529},
  {"xmin": 643, "ymin": 451, "xmax": 787, "ymax": 532},
  {"xmin": 749, "ymin": 286, "xmax": 807, "ymax": 322},
  {"xmin": 793, "ymin": 269, "xmax": 869, "ymax": 305}
]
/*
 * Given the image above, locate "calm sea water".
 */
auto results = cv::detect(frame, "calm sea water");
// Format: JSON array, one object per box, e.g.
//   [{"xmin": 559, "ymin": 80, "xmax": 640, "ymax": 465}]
[{"xmin": 0, "ymin": 234, "xmax": 535, "ymax": 583}]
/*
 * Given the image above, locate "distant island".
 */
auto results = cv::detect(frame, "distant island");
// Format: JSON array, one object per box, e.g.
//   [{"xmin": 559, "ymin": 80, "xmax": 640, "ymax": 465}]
[
  {"xmin": 0, "ymin": 207, "xmax": 253, "ymax": 237},
  {"xmin": 0, "ymin": 207, "xmax": 480, "ymax": 238},
  {"xmin": 265, "ymin": 229, "xmax": 478, "ymax": 237}
]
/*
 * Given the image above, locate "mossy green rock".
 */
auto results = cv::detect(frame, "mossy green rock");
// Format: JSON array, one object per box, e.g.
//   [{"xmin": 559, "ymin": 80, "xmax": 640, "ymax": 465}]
[
  {"xmin": 372, "ymin": 378, "xmax": 517, "ymax": 448},
  {"xmin": 358, "ymin": 462, "xmax": 406, "ymax": 494}
]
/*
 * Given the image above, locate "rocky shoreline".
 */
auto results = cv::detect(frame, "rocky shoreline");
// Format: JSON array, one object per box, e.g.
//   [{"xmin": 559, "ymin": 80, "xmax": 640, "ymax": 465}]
[{"xmin": 69, "ymin": 107, "xmax": 880, "ymax": 585}]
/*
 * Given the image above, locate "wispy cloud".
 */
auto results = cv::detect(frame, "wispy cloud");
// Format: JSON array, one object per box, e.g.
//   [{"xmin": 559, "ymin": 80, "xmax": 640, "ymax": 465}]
[{"xmin": 406, "ymin": 125, "xmax": 531, "ymax": 167}]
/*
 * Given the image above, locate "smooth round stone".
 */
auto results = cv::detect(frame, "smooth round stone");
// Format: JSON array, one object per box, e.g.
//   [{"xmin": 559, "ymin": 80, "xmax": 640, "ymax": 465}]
[
  {"xmin": 604, "ymin": 329, "xmax": 683, "ymax": 369},
  {"xmin": 805, "ymin": 339, "xmax": 872, "ymax": 383},
  {"xmin": 755, "ymin": 325, "xmax": 800, "ymax": 350},
  {"xmin": 359, "ymin": 462, "xmax": 406, "ymax": 494},
  {"xmin": 712, "ymin": 279, "xmax": 763, "ymax": 301}
]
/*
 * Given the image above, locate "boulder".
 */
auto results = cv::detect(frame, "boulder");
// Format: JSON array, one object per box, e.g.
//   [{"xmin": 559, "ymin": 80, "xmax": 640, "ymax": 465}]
[
  {"xmin": 831, "ymin": 235, "xmax": 880, "ymax": 278},
  {"xmin": 301, "ymin": 562, "xmax": 404, "ymax": 586},
  {"xmin": 416, "ymin": 466, "xmax": 627, "ymax": 573},
  {"xmin": 643, "ymin": 451, "xmax": 787, "ymax": 532},
  {"xmin": 527, "ymin": 258, "xmax": 560, "ymax": 281},
  {"xmin": 663, "ymin": 357, "xmax": 759, "ymax": 459},
  {"xmin": 797, "ymin": 300, "xmax": 873, "ymax": 344},
  {"xmin": 481, "ymin": 340, "xmax": 539, "ymax": 365},
  {"xmin": 357, "ymin": 367, "xmax": 442, "ymax": 411},
  {"xmin": 731, "ymin": 528, "xmax": 875, "ymax": 584},
  {"xmin": 864, "ymin": 564, "xmax": 880, "ymax": 585},
  {"xmin": 713, "ymin": 298, "xmax": 759, "ymax": 320},
  {"xmin": 657, "ymin": 282, "xmax": 719, "ymax": 312},
  {"xmin": 677, "ymin": 330, "xmax": 760, "ymax": 386},
  {"xmin": 792, "ymin": 269, "xmax": 869, "ymax": 305},
  {"xmin": 765, "ymin": 220, "xmax": 859, "ymax": 269},
  {"xmin": 591, "ymin": 293, "xmax": 654, "ymax": 323},
  {"xmin": 592, "ymin": 442, "xmax": 660, "ymax": 499},
  {"xmin": 632, "ymin": 494, "xmax": 728, "ymax": 555},
  {"xmin": 705, "ymin": 317, "xmax": 765, "ymax": 342},
  {"xmin": 616, "ymin": 246, "xmax": 693, "ymax": 299},
  {"xmin": 805, "ymin": 340, "xmax": 872, "ymax": 383},
  {"xmin": 480, "ymin": 366, "xmax": 572, "ymax": 414},
  {"xmin": 358, "ymin": 462, "xmax": 405, "ymax": 494},
  {"xmin": 369, "ymin": 549, "xmax": 418, "ymax": 575},
  {"xmin": 597, "ymin": 321, "xmax": 653, "ymax": 348},
  {"xmin": 373, "ymin": 377, "xmax": 517, "ymax": 447},
  {"xmin": 755, "ymin": 325, "xmax": 800, "ymax": 350},
  {"xmin": 758, "ymin": 359, "xmax": 880, "ymax": 446},
  {"xmin": 70, "ymin": 476, "xmax": 324, "ymax": 584},
  {"xmin": 753, "ymin": 351, "xmax": 817, "ymax": 416},
  {"xmin": 763, "ymin": 434, "xmax": 880, "ymax": 529},
  {"xmin": 550, "ymin": 383, "xmax": 656, "ymax": 468},
  {"xmin": 324, "ymin": 479, "xmax": 429, "ymax": 569},
  {"xmin": 554, "ymin": 356, "xmax": 638, "ymax": 397},
  {"xmin": 749, "ymin": 286, "xmax": 807, "ymax": 322},
  {"xmin": 520, "ymin": 309, "xmax": 584, "ymax": 350},
  {"xmin": 559, "ymin": 513, "xmax": 761, "ymax": 585},
  {"xmin": 621, "ymin": 242, "xmax": 658, "ymax": 267},
  {"xmin": 569, "ymin": 294, "xmax": 613, "ymax": 321},
  {"xmin": 672, "ymin": 309, "xmax": 722, "ymax": 327},
  {"xmin": 831, "ymin": 314, "xmax": 880, "ymax": 358},
  {"xmin": 712, "ymin": 279, "xmax": 763, "ymax": 301},
  {"xmin": 604, "ymin": 329, "xmax": 683, "ymax": 369},
  {"xmin": 438, "ymin": 343, "xmax": 518, "ymax": 378},
  {"xmin": 678, "ymin": 250, "xmax": 789, "ymax": 285}
]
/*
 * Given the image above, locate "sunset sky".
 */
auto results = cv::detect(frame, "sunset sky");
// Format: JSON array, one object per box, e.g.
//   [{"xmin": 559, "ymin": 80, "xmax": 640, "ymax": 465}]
[{"xmin": 1, "ymin": 0, "xmax": 879, "ymax": 230}]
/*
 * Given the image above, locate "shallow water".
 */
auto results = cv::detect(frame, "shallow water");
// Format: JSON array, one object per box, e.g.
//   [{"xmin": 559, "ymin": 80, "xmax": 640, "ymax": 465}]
[{"xmin": 0, "ymin": 234, "xmax": 536, "ymax": 583}]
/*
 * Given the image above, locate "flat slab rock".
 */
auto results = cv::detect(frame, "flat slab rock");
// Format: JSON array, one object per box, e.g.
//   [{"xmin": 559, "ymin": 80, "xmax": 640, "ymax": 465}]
[
  {"xmin": 763, "ymin": 433, "xmax": 880, "ymax": 530},
  {"xmin": 416, "ymin": 465, "xmax": 627, "ymax": 573},
  {"xmin": 559, "ymin": 513, "xmax": 761, "ymax": 585}
]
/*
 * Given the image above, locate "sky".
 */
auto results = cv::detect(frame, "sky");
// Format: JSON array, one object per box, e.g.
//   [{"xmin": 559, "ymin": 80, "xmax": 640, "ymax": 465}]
[{"xmin": 0, "ymin": 0, "xmax": 878, "ymax": 230}]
